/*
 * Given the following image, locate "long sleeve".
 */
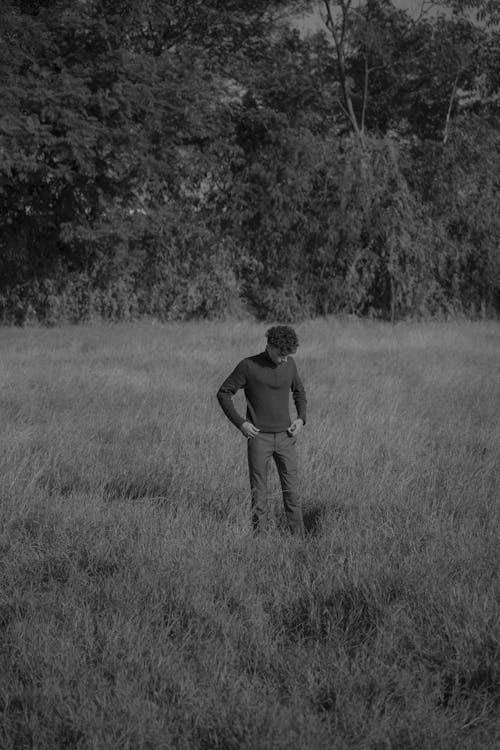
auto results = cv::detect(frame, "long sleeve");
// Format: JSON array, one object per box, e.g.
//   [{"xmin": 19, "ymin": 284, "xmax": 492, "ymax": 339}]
[
  {"xmin": 291, "ymin": 362, "xmax": 307, "ymax": 425},
  {"xmin": 217, "ymin": 360, "xmax": 248, "ymax": 429}
]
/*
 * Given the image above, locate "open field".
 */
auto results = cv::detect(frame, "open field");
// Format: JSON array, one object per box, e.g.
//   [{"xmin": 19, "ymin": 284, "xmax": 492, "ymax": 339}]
[{"xmin": 0, "ymin": 318, "xmax": 499, "ymax": 749}]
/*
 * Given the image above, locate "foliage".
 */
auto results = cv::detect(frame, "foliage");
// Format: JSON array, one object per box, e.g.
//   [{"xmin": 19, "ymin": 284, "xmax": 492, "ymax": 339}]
[
  {"xmin": 407, "ymin": 116, "xmax": 500, "ymax": 315},
  {"xmin": 0, "ymin": 0, "xmax": 499, "ymax": 323}
]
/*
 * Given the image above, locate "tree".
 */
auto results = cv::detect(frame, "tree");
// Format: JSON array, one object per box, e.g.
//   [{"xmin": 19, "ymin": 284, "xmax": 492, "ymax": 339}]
[
  {"xmin": 315, "ymin": 0, "xmax": 495, "ymax": 141},
  {"xmin": 1, "ymin": 0, "xmax": 499, "ymax": 322},
  {"xmin": 434, "ymin": 0, "xmax": 500, "ymax": 27},
  {"xmin": 0, "ymin": 1, "xmax": 240, "ymax": 318}
]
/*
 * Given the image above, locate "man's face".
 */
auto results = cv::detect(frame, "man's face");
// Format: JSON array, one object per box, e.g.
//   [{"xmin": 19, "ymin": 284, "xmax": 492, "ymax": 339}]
[{"xmin": 267, "ymin": 345, "xmax": 288, "ymax": 365}]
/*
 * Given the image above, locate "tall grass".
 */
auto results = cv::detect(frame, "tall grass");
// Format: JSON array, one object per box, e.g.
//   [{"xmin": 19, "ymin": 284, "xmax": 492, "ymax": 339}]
[{"xmin": 0, "ymin": 318, "xmax": 499, "ymax": 749}]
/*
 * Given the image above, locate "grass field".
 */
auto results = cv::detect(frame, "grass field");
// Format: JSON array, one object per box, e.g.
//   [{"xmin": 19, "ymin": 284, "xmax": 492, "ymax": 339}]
[{"xmin": 1, "ymin": 317, "xmax": 499, "ymax": 749}]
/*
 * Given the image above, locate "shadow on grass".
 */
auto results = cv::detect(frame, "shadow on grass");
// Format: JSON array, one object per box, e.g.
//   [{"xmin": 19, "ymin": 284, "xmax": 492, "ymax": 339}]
[
  {"xmin": 272, "ymin": 502, "xmax": 327, "ymax": 537},
  {"xmin": 438, "ymin": 640, "xmax": 500, "ymax": 711},
  {"xmin": 281, "ymin": 584, "xmax": 382, "ymax": 651},
  {"xmin": 303, "ymin": 504, "xmax": 327, "ymax": 537},
  {"xmin": 102, "ymin": 475, "xmax": 172, "ymax": 501}
]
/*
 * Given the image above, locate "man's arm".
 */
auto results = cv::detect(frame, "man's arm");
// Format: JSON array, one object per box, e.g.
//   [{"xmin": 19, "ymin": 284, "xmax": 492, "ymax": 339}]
[
  {"xmin": 216, "ymin": 360, "xmax": 248, "ymax": 429},
  {"xmin": 291, "ymin": 360, "xmax": 307, "ymax": 426}
]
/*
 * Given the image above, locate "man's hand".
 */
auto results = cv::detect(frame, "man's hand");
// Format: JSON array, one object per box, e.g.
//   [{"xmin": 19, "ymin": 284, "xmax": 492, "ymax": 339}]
[
  {"xmin": 241, "ymin": 421, "xmax": 260, "ymax": 439},
  {"xmin": 287, "ymin": 418, "xmax": 304, "ymax": 437}
]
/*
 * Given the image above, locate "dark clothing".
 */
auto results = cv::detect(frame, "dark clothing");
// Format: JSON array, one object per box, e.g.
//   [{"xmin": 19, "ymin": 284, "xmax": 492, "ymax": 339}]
[
  {"xmin": 248, "ymin": 431, "xmax": 304, "ymax": 538},
  {"xmin": 216, "ymin": 351, "xmax": 307, "ymax": 433},
  {"xmin": 217, "ymin": 350, "xmax": 307, "ymax": 538}
]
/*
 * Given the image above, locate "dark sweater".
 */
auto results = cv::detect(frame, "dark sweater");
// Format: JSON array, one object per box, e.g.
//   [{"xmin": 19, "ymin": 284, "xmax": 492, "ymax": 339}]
[{"xmin": 217, "ymin": 351, "xmax": 307, "ymax": 433}]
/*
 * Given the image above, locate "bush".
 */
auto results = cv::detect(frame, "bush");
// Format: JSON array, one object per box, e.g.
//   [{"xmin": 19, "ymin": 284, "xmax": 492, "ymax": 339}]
[{"xmin": 248, "ymin": 280, "xmax": 314, "ymax": 323}]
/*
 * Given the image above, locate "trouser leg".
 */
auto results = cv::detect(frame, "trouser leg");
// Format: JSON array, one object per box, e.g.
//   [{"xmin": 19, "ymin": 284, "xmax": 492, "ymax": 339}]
[
  {"xmin": 274, "ymin": 432, "xmax": 305, "ymax": 539},
  {"xmin": 247, "ymin": 432, "xmax": 273, "ymax": 535}
]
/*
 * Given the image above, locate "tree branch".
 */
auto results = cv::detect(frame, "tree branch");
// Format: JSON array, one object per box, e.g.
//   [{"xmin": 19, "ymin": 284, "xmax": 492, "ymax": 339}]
[
  {"xmin": 361, "ymin": 56, "xmax": 368, "ymax": 135},
  {"xmin": 321, "ymin": 0, "xmax": 364, "ymax": 144},
  {"xmin": 443, "ymin": 71, "xmax": 460, "ymax": 143}
]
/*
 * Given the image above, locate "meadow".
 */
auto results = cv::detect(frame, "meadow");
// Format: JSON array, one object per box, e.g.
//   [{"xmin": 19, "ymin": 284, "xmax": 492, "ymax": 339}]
[{"xmin": 0, "ymin": 317, "xmax": 499, "ymax": 750}]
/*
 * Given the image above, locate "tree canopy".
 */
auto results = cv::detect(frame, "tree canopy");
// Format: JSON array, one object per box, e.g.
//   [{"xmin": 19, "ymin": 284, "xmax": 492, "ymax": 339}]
[{"xmin": 1, "ymin": 0, "xmax": 499, "ymax": 323}]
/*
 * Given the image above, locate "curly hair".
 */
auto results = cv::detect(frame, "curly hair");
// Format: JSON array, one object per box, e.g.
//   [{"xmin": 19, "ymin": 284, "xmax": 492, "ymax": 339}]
[{"xmin": 265, "ymin": 325, "xmax": 299, "ymax": 355}]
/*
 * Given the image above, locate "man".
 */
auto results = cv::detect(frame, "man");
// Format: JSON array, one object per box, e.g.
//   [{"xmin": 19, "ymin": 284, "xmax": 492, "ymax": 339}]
[{"xmin": 217, "ymin": 325, "xmax": 307, "ymax": 538}]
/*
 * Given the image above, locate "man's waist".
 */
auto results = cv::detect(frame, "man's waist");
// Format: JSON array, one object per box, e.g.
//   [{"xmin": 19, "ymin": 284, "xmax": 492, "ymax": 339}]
[
  {"xmin": 250, "ymin": 419, "xmax": 292, "ymax": 431},
  {"xmin": 257, "ymin": 428, "xmax": 291, "ymax": 434}
]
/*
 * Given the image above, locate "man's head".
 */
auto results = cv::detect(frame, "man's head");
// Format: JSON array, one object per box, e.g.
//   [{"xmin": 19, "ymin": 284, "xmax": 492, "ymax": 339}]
[{"xmin": 265, "ymin": 325, "xmax": 299, "ymax": 365}]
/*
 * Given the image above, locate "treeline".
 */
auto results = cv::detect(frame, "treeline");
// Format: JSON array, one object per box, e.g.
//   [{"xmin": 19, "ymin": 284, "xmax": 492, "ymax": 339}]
[{"xmin": 1, "ymin": 0, "xmax": 499, "ymax": 323}]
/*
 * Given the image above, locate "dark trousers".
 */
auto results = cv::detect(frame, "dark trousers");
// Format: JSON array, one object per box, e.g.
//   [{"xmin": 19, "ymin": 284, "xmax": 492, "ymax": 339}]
[{"xmin": 247, "ymin": 431, "xmax": 304, "ymax": 538}]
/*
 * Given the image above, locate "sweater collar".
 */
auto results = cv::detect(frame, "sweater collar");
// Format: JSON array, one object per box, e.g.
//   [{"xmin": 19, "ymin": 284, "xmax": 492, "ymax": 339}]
[
  {"xmin": 263, "ymin": 349, "xmax": 276, "ymax": 366},
  {"xmin": 263, "ymin": 348, "xmax": 289, "ymax": 367}
]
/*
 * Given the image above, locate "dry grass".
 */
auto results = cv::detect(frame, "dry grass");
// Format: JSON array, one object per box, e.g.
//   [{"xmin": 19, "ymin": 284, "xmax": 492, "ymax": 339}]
[{"xmin": 0, "ymin": 317, "xmax": 499, "ymax": 749}]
